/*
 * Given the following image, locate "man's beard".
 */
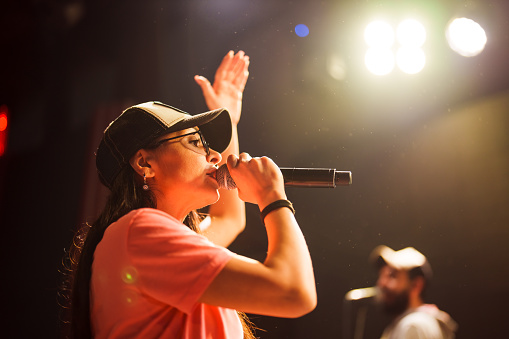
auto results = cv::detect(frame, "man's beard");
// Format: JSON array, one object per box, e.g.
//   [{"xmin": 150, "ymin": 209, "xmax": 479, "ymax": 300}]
[{"xmin": 379, "ymin": 288, "xmax": 410, "ymax": 316}]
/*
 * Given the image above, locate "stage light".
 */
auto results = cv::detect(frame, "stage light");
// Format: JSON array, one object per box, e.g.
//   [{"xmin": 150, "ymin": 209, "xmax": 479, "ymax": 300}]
[
  {"xmin": 364, "ymin": 19, "xmax": 427, "ymax": 75},
  {"xmin": 0, "ymin": 105, "xmax": 8, "ymax": 157},
  {"xmin": 397, "ymin": 19, "xmax": 426, "ymax": 47},
  {"xmin": 365, "ymin": 47, "xmax": 395, "ymax": 76},
  {"xmin": 0, "ymin": 114, "xmax": 7, "ymax": 131},
  {"xmin": 396, "ymin": 46, "xmax": 426, "ymax": 74},
  {"xmin": 364, "ymin": 20, "xmax": 394, "ymax": 48},
  {"xmin": 446, "ymin": 17, "xmax": 487, "ymax": 57},
  {"xmin": 295, "ymin": 24, "xmax": 309, "ymax": 37}
]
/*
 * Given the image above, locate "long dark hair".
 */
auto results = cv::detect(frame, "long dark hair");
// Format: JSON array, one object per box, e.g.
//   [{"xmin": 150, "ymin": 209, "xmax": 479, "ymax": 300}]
[{"xmin": 60, "ymin": 164, "xmax": 256, "ymax": 338}]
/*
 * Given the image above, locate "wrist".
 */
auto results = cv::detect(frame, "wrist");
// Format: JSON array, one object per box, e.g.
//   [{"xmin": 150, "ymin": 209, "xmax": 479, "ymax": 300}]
[
  {"xmin": 260, "ymin": 199, "xmax": 295, "ymax": 223},
  {"xmin": 258, "ymin": 192, "xmax": 287, "ymax": 211}
]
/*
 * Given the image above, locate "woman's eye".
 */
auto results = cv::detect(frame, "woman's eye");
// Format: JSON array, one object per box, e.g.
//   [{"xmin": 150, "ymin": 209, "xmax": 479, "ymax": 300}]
[{"xmin": 189, "ymin": 138, "xmax": 201, "ymax": 147}]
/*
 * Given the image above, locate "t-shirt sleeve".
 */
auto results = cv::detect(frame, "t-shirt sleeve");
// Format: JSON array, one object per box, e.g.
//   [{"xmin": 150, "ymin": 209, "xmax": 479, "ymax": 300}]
[{"xmin": 126, "ymin": 209, "xmax": 234, "ymax": 314}]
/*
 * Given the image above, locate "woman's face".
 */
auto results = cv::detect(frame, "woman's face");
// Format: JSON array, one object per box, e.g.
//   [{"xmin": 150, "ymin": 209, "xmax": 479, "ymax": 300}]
[{"xmin": 146, "ymin": 127, "xmax": 222, "ymax": 211}]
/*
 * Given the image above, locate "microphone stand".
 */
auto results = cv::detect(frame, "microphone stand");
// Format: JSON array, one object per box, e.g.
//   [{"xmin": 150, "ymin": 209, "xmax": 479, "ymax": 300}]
[{"xmin": 342, "ymin": 287, "xmax": 377, "ymax": 339}]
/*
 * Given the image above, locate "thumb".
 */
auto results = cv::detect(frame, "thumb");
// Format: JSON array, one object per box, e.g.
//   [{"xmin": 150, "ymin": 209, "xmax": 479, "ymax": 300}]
[{"xmin": 194, "ymin": 75, "xmax": 214, "ymax": 98}]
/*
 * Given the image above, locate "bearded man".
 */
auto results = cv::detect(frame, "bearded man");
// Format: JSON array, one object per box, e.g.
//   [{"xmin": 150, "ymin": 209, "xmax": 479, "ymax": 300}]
[{"xmin": 370, "ymin": 246, "xmax": 458, "ymax": 339}]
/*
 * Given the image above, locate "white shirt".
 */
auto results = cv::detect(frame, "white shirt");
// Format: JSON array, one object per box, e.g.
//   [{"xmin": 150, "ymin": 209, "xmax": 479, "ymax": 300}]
[{"xmin": 381, "ymin": 304, "xmax": 457, "ymax": 339}]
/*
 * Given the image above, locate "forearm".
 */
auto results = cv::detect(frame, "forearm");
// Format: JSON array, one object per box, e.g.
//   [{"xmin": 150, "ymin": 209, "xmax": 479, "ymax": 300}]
[
  {"xmin": 199, "ymin": 155, "xmax": 316, "ymax": 317},
  {"xmin": 196, "ymin": 50, "xmax": 249, "ymax": 246},
  {"xmin": 204, "ymin": 125, "xmax": 246, "ymax": 246},
  {"xmin": 262, "ymin": 206, "xmax": 316, "ymax": 310}
]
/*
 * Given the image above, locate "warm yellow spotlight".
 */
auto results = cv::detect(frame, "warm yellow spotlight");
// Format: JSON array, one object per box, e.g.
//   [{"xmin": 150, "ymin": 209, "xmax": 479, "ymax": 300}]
[
  {"xmin": 446, "ymin": 17, "xmax": 487, "ymax": 57},
  {"xmin": 365, "ymin": 47, "xmax": 395, "ymax": 76},
  {"xmin": 396, "ymin": 47, "xmax": 426, "ymax": 74},
  {"xmin": 397, "ymin": 19, "xmax": 426, "ymax": 47},
  {"xmin": 364, "ymin": 20, "xmax": 395, "ymax": 48}
]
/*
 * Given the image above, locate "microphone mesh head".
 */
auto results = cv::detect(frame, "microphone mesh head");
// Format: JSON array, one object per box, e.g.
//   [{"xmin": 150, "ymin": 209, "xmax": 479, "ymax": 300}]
[{"xmin": 216, "ymin": 164, "xmax": 237, "ymax": 190}]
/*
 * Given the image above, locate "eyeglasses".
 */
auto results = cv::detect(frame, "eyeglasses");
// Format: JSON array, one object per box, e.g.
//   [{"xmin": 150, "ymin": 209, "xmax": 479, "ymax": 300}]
[{"xmin": 152, "ymin": 130, "xmax": 210, "ymax": 155}]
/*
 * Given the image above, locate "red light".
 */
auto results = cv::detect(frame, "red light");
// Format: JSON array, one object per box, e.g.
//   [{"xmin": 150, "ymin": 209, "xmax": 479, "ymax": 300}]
[
  {"xmin": 0, "ymin": 114, "xmax": 7, "ymax": 131},
  {"xmin": 0, "ymin": 105, "xmax": 9, "ymax": 156}
]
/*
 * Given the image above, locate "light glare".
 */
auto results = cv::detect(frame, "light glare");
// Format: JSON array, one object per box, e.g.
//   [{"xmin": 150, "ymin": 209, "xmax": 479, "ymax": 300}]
[
  {"xmin": 396, "ymin": 47, "xmax": 426, "ymax": 74},
  {"xmin": 446, "ymin": 17, "xmax": 487, "ymax": 57},
  {"xmin": 326, "ymin": 53, "xmax": 347, "ymax": 81},
  {"xmin": 365, "ymin": 47, "xmax": 395, "ymax": 76},
  {"xmin": 397, "ymin": 19, "xmax": 426, "ymax": 47},
  {"xmin": 0, "ymin": 114, "xmax": 7, "ymax": 132},
  {"xmin": 365, "ymin": 21, "xmax": 395, "ymax": 48}
]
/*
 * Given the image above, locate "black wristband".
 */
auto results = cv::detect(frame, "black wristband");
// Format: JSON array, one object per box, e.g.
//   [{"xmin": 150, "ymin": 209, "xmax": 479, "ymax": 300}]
[{"xmin": 260, "ymin": 199, "xmax": 295, "ymax": 222}]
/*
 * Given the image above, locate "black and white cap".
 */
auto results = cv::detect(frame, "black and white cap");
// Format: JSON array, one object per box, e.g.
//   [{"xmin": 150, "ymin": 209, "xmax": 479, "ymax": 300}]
[{"xmin": 96, "ymin": 101, "xmax": 232, "ymax": 189}]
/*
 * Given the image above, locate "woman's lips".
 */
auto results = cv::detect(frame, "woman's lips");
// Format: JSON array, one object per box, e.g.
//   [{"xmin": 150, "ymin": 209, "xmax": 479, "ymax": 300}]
[{"xmin": 206, "ymin": 169, "xmax": 217, "ymax": 180}]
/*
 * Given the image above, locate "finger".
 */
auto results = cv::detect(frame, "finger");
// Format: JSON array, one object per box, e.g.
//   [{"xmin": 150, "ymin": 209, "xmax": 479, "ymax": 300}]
[
  {"xmin": 227, "ymin": 154, "xmax": 239, "ymax": 169},
  {"xmin": 238, "ymin": 152, "xmax": 252, "ymax": 163},
  {"xmin": 228, "ymin": 51, "xmax": 247, "ymax": 81},
  {"xmin": 214, "ymin": 50, "xmax": 234, "ymax": 82},
  {"xmin": 232, "ymin": 59, "xmax": 250, "ymax": 90},
  {"xmin": 194, "ymin": 75, "xmax": 212, "ymax": 90},
  {"xmin": 230, "ymin": 50, "xmax": 245, "ymax": 72},
  {"xmin": 219, "ymin": 50, "xmax": 245, "ymax": 84},
  {"xmin": 194, "ymin": 75, "xmax": 216, "ymax": 102},
  {"xmin": 227, "ymin": 52, "xmax": 249, "ymax": 88}
]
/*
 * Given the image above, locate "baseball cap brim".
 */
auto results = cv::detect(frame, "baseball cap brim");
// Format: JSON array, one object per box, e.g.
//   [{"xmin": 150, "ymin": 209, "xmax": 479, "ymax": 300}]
[{"xmin": 168, "ymin": 107, "xmax": 232, "ymax": 154}]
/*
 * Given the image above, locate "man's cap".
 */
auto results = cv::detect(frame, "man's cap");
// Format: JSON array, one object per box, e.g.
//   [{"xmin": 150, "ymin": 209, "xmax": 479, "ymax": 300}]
[
  {"xmin": 96, "ymin": 101, "xmax": 232, "ymax": 189},
  {"xmin": 370, "ymin": 245, "xmax": 433, "ymax": 281}
]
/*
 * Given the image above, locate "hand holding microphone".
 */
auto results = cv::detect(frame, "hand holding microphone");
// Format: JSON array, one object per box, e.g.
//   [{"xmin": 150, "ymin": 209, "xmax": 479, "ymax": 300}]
[
  {"xmin": 224, "ymin": 154, "xmax": 287, "ymax": 207},
  {"xmin": 217, "ymin": 158, "xmax": 352, "ymax": 190}
]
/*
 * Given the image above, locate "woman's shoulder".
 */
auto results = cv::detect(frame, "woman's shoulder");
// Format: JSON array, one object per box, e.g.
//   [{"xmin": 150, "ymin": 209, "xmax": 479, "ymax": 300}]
[
  {"xmin": 123, "ymin": 209, "xmax": 208, "ymax": 249},
  {"xmin": 106, "ymin": 208, "xmax": 183, "ymax": 236},
  {"xmin": 120, "ymin": 208, "xmax": 193, "ymax": 236}
]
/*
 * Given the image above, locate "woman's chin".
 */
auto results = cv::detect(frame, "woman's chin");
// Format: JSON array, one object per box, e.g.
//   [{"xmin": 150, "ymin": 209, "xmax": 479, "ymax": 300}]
[
  {"xmin": 197, "ymin": 189, "xmax": 220, "ymax": 209},
  {"xmin": 211, "ymin": 190, "xmax": 221, "ymax": 204}
]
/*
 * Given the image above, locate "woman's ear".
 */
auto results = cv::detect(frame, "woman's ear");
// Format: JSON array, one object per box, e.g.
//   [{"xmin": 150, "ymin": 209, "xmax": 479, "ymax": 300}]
[{"xmin": 129, "ymin": 150, "xmax": 155, "ymax": 178}]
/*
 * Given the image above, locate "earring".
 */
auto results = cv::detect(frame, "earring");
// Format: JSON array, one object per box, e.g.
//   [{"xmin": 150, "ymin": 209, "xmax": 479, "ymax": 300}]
[{"xmin": 143, "ymin": 173, "xmax": 149, "ymax": 191}]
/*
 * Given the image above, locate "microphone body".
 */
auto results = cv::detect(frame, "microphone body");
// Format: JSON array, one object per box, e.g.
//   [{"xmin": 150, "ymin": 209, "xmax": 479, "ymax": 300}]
[
  {"xmin": 216, "ymin": 164, "xmax": 352, "ymax": 190},
  {"xmin": 344, "ymin": 287, "xmax": 378, "ymax": 301}
]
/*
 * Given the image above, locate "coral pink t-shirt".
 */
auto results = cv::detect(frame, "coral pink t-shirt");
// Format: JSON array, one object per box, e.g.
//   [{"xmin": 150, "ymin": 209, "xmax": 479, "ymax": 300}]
[{"xmin": 90, "ymin": 208, "xmax": 242, "ymax": 339}]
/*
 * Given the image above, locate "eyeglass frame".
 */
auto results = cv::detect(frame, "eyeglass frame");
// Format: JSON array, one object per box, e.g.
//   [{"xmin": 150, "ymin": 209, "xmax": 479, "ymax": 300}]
[{"xmin": 150, "ymin": 130, "xmax": 210, "ymax": 155}]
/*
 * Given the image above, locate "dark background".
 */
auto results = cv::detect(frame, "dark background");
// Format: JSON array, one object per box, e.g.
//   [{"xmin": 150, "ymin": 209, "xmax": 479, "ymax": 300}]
[{"xmin": 1, "ymin": 0, "xmax": 508, "ymax": 338}]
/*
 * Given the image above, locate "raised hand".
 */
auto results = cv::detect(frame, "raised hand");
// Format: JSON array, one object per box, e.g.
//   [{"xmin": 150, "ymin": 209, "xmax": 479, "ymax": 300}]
[{"xmin": 194, "ymin": 50, "xmax": 250, "ymax": 125}]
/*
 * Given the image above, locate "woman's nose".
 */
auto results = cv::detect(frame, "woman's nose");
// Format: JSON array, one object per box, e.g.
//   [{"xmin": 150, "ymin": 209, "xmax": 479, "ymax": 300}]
[{"xmin": 207, "ymin": 148, "xmax": 222, "ymax": 165}]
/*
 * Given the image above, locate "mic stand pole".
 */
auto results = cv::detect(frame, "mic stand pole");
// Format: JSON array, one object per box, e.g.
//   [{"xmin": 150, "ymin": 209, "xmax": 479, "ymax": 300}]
[{"xmin": 342, "ymin": 287, "xmax": 377, "ymax": 339}]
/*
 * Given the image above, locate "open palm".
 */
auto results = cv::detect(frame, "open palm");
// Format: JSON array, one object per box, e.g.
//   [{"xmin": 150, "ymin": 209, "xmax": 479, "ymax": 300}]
[{"xmin": 195, "ymin": 50, "xmax": 250, "ymax": 125}]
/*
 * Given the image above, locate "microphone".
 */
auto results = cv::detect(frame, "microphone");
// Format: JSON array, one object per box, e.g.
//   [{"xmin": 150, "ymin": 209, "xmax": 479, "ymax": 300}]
[
  {"xmin": 344, "ymin": 287, "xmax": 377, "ymax": 301},
  {"xmin": 216, "ymin": 164, "xmax": 352, "ymax": 190}
]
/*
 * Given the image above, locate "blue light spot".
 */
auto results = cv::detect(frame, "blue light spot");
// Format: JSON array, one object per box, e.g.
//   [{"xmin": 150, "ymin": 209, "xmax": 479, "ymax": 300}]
[{"xmin": 295, "ymin": 24, "xmax": 309, "ymax": 37}]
